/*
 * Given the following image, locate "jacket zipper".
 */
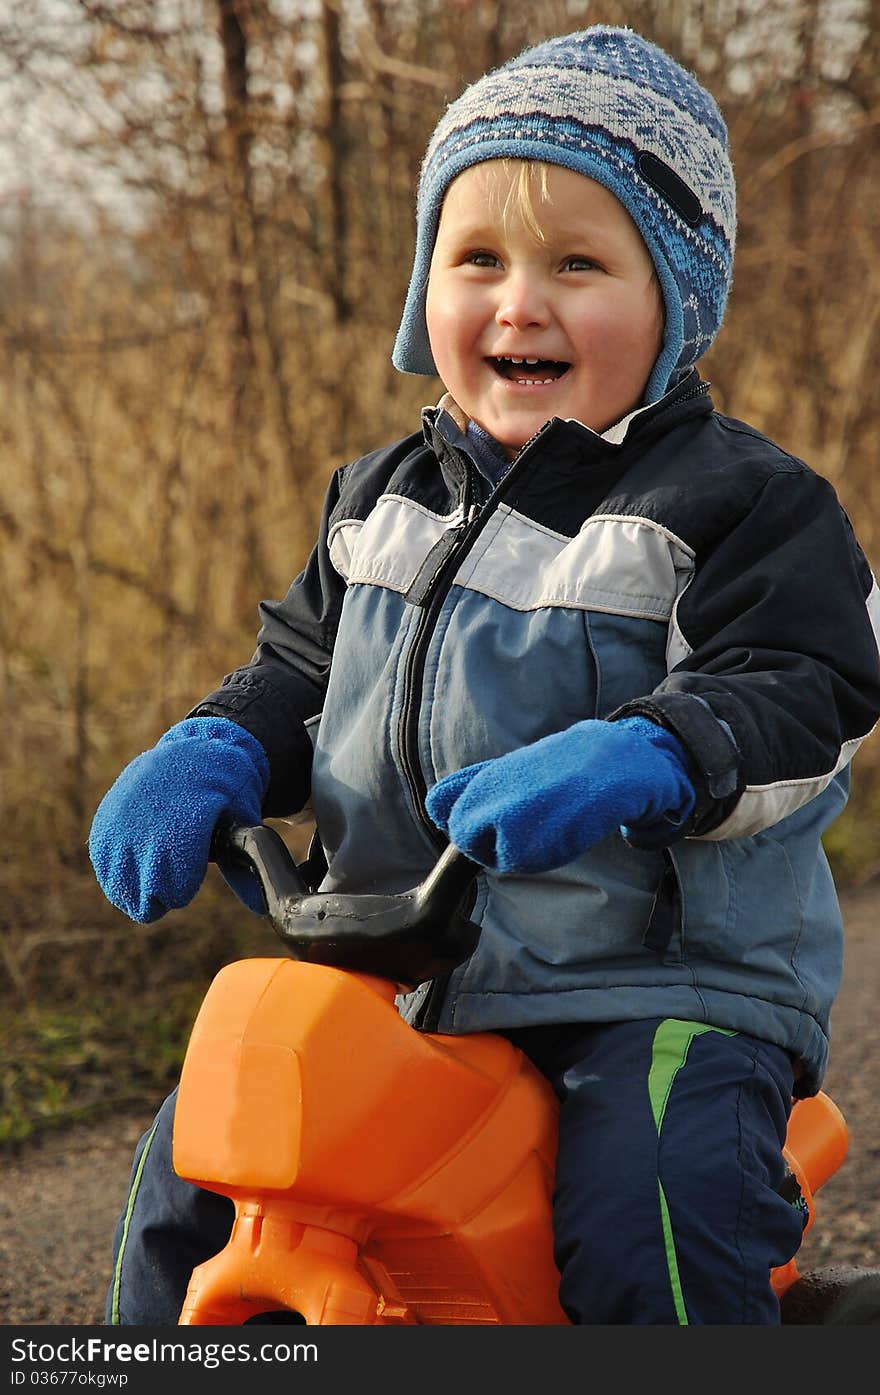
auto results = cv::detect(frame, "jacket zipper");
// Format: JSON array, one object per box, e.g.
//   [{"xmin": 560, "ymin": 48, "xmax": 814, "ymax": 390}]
[
  {"xmin": 397, "ymin": 422, "xmax": 553, "ymax": 847},
  {"xmin": 397, "ymin": 383, "xmax": 707, "ymax": 840},
  {"xmin": 405, "ymin": 385, "xmax": 706, "ymax": 1027}
]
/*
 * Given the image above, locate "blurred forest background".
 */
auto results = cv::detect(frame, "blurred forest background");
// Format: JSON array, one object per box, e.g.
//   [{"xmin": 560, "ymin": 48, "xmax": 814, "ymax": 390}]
[{"xmin": 1, "ymin": 0, "xmax": 879, "ymax": 1143}]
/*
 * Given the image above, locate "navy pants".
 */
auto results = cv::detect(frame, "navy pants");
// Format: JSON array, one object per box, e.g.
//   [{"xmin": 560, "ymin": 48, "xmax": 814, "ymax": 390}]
[{"xmin": 106, "ymin": 1017, "xmax": 805, "ymax": 1325}]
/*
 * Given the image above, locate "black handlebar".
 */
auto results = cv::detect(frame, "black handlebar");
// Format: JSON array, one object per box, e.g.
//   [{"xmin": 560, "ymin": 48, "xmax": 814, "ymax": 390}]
[{"xmin": 212, "ymin": 821, "xmax": 482, "ymax": 989}]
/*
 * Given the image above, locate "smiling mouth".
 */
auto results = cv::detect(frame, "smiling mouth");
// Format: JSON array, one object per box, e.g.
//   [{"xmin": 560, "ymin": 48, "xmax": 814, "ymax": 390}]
[{"xmin": 488, "ymin": 355, "xmax": 571, "ymax": 385}]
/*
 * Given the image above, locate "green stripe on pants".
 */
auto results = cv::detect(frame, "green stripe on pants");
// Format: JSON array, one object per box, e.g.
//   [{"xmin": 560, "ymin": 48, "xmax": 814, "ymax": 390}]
[
  {"xmin": 647, "ymin": 1019, "xmax": 736, "ymax": 1325},
  {"xmin": 109, "ymin": 1118, "xmax": 160, "ymax": 1325}
]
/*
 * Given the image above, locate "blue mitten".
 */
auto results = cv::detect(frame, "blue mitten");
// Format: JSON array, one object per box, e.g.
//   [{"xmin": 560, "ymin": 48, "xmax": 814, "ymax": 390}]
[
  {"xmin": 89, "ymin": 717, "xmax": 270, "ymax": 923},
  {"xmin": 425, "ymin": 716, "xmax": 695, "ymax": 874}
]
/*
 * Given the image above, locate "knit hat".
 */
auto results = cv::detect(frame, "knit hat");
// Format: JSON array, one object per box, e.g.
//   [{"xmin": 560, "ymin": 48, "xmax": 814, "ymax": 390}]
[{"xmin": 392, "ymin": 26, "xmax": 736, "ymax": 404}]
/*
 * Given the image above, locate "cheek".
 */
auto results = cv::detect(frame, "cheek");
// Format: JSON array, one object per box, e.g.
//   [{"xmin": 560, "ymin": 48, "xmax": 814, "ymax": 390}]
[
  {"xmin": 618, "ymin": 313, "xmax": 662, "ymax": 366},
  {"xmin": 426, "ymin": 291, "xmax": 477, "ymax": 376},
  {"xmin": 635, "ymin": 285, "xmax": 665, "ymax": 362},
  {"xmin": 425, "ymin": 285, "xmax": 454, "ymax": 362},
  {"xmin": 588, "ymin": 300, "xmax": 662, "ymax": 375}
]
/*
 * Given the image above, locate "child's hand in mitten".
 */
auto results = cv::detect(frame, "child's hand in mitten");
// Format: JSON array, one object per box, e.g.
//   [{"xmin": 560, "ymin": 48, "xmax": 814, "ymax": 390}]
[
  {"xmin": 89, "ymin": 717, "xmax": 270, "ymax": 922},
  {"xmin": 425, "ymin": 716, "xmax": 695, "ymax": 874}
]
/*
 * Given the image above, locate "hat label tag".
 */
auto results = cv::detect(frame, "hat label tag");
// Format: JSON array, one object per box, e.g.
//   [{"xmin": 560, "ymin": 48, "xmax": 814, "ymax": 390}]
[{"xmin": 636, "ymin": 151, "xmax": 702, "ymax": 228}]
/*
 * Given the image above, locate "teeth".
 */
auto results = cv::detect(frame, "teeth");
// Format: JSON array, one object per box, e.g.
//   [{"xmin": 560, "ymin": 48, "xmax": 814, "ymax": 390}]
[{"xmin": 491, "ymin": 354, "xmax": 566, "ymax": 385}]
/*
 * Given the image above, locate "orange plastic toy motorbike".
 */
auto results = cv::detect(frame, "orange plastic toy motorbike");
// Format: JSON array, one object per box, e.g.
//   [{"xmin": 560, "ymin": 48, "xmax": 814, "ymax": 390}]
[{"xmin": 171, "ymin": 822, "xmax": 863, "ymax": 1326}]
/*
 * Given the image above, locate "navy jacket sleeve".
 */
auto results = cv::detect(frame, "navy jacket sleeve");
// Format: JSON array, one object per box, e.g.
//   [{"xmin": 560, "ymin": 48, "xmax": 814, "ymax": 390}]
[
  {"xmin": 190, "ymin": 467, "xmax": 348, "ymax": 817},
  {"xmin": 614, "ymin": 467, "xmax": 880, "ymax": 839}
]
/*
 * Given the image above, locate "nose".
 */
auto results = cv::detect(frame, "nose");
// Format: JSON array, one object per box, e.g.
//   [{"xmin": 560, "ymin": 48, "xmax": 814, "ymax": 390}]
[{"xmin": 495, "ymin": 271, "xmax": 550, "ymax": 331}]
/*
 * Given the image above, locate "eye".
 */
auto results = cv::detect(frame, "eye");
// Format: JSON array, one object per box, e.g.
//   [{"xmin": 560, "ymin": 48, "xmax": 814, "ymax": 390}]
[
  {"xmin": 562, "ymin": 255, "xmax": 602, "ymax": 273},
  {"xmin": 464, "ymin": 249, "xmax": 502, "ymax": 269}
]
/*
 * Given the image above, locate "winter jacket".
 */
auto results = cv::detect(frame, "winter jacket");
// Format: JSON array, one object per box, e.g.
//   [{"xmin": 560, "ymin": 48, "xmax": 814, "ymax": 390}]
[{"xmin": 192, "ymin": 373, "xmax": 880, "ymax": 1095}]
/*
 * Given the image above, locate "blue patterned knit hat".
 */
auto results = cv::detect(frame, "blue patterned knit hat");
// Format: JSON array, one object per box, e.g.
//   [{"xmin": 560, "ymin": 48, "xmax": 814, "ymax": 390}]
[{"xmin": 392, "ymin": 27, "xmax": 736, "ymax": 403}]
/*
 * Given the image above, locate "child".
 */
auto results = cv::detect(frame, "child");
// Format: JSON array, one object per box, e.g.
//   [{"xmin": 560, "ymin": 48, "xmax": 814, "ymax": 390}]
[{"xmin": 90, "ymin": 27, "xmax": 880, "ymax": 1325}]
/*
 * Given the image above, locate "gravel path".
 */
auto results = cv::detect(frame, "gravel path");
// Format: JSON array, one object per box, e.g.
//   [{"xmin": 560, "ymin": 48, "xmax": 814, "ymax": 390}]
[{"xmin": 2, "ymin": 884, "xmax": 878, "ymax": 1326}]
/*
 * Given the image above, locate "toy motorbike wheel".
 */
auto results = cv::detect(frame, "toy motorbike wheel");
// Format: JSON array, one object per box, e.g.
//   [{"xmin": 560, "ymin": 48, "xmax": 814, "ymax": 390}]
[{"xmin": 781, "ymin": 1265, "xmax": 880, "ymax": 1324}]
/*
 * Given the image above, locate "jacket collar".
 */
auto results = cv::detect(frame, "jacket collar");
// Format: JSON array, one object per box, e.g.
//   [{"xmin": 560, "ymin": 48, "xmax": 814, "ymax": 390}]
[{"xmin": 422, "ymin": 371, "xmax": 712, "ymax": 471}]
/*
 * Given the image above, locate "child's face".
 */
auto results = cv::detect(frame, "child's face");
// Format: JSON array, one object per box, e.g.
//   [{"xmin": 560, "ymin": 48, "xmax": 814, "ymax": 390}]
[{"xmin": 425, "ymin": 162, "xmax": 663, "ymax": 452}]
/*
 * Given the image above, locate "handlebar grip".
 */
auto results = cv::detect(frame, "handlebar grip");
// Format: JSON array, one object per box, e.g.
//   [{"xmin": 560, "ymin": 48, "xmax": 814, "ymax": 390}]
[{"xmin": 211, "ymin": 818, "xmax": 312, "ymax": 911}]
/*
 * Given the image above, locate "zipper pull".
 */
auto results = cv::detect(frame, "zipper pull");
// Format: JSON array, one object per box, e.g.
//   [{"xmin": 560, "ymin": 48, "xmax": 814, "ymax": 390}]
[{"xmin": 404, "ymin": 518, "xmax": 470, "ymax": 607}]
